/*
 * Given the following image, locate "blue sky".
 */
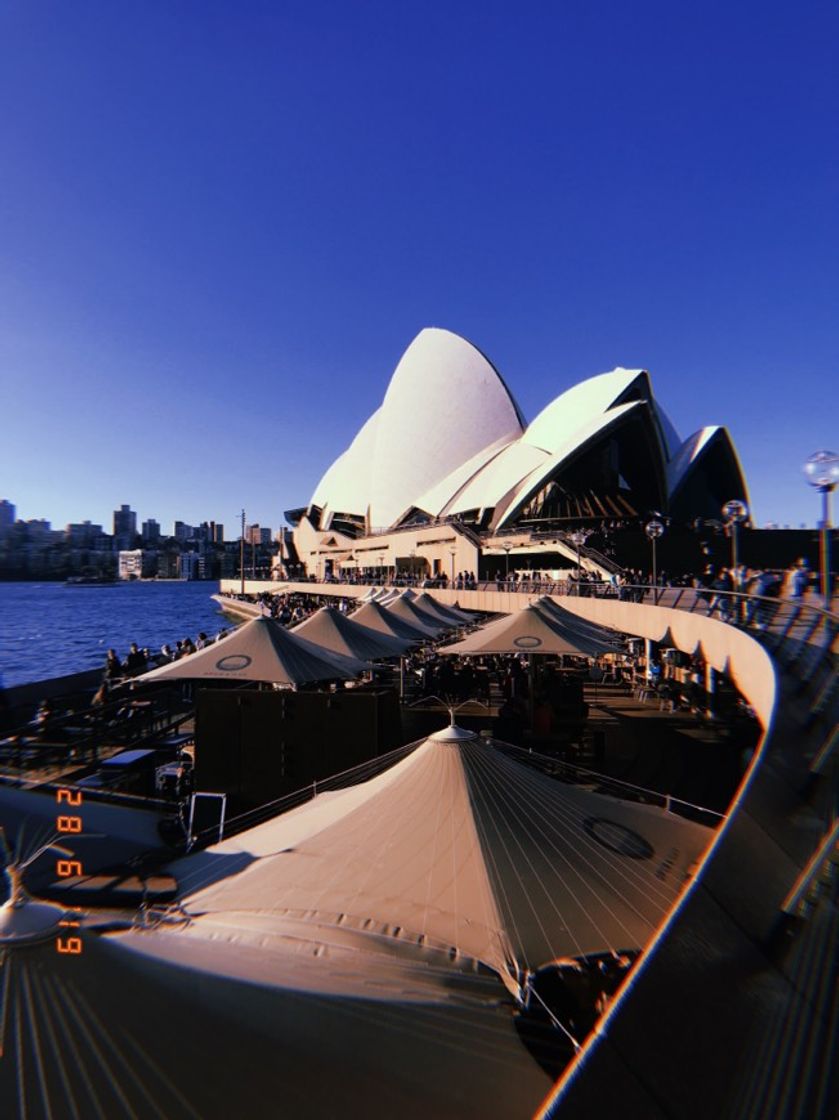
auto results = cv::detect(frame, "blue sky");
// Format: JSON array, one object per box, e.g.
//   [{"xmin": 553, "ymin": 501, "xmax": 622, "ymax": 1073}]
[{"xmin": 1, "ymin": 0, "xmax": 836, "ymax": 536}]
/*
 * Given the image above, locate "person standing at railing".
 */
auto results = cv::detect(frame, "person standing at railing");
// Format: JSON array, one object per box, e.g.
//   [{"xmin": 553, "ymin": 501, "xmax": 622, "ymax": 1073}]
[
  {"xmin": 707, "ymin": 567, "xmax": 734, "ymax": 621},
  {"xmin": 782, "ymin": 557, "xmax": 810, "ymax": 600}
]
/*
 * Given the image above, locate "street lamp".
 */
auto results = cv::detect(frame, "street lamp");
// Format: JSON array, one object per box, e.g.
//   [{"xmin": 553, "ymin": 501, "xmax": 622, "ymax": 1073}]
[
  {"xmin": 502, "ymin": 541, "xmax": 512, "ymax": 580},
  {"xmin": 568, "ymin": 529, "xmax": 589, "ymax": 596},
  {"xmin": 645, "ymin": 519, "xmax": 664, "ymax": 603},
  {"xmin": 722, "ymin": 499, "xmax": 749, "ymax": 571},
  {"xmin": 449, "ymin": 545, "xmax": 457, "ymax": 585},
  {"xmin": 803, "ymin": 450, "xmax": 839, "ymax": 606}
]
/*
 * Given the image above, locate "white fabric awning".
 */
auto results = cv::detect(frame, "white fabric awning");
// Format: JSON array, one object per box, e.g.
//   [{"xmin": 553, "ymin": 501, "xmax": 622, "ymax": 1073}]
[{"xmin": 136, "ymin": 616, "xmax": 369, "ymax": 686}]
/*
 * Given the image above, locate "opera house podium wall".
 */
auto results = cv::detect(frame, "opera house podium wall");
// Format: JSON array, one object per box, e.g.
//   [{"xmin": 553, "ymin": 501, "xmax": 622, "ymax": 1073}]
[{"xmin": 220, "ymin": 578, "xmax": 838, "ymax": 1119}]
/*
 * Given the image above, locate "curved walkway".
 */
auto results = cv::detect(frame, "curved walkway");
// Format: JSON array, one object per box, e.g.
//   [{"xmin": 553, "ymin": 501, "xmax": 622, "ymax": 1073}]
[{"xmin": 536, "ymin": 596, "xmax": 837, "ymax": 1120}]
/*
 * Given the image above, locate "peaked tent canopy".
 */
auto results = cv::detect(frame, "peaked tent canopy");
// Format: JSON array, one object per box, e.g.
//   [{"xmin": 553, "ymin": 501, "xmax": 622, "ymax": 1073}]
[
  {"xmin": 350, "ymin": 599, "xmax": 430, "ymax": 641},
  {"xmin": 135, "ymin": 616, "xmax": 369, "ymax": 687},
  {"xmin": 0, "ymin": 731, "xmax": 713, "ymax": 1120},
  {"xmin": 161, "ymin": 727, "xmax": 711, "ymax": 979},
  {"xmin": 384, "ymin": 595, "xmax": 452, "ymax": 636},
  {"xmin": 439, "ymin": 604, "xmax": 620, "ymax": 658},
  {"xmin": 291, "ymin": 606, "xmax": 413, "ymax": 660},
  {"xmin": 414, "ymin": 592, "xmax": 475, "ymax": 625},
  {"xmin": 534, "ymin": 595, "xmax": 623, "ymax": 643}
]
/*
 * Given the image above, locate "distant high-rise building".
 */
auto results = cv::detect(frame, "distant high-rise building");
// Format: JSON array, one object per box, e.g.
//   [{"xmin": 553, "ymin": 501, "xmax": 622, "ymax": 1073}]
[
  {"xmin": 142, "ymin": 518, "xmax": 161, "ymax": 543},
  {"xmin": 113, "ymin": 504, "xmax": 137, "ymax": 549},
  {"xmin": 210, "ymin": 520, "xmax": 224, "ymax": 544},
  {"xmin": 174, "ymin": 521, "xmax": 194, "ymax": 543},
  {"xmin": 66, "ymin": 521, "xmax": 103, "ymax": 547},
  {"xmin": 0, "ymin": 499, "xmax": 15, "ymax": 533},
  {"xmin": 246, "ymin": 523, "xmax": 271, "ymax": 545}
]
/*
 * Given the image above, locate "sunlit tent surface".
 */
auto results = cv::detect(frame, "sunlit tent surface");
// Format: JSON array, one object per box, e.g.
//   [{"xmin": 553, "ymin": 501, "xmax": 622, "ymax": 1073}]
[
  {"xmin": 136, "ymin": 616, "xmax": 369, "ymax": 686},
  {"xmin": 413, "ymin": 592, "xmax": 475, "ymax": 626},
  {"xmin": 168, "ymin": 731, "xmax": 710, "ymax": 968},
  {"xmin": 351, "ymin": 598, "xmax": 431, "ymax": 641},
  {"xmin": 0, "ymin": 731, "xmax": 712, "ymax": 1120},
  {"xmin": 439, "ymin": 603, "xmax": 620, "ymax": 658},
  {"xmin": 384, "ymin": 594, "xmax": 452, "ymax": 636},
  {"xmin": 291, "ymin": 605, "xmax": 413, "ymax": 660},
  {"xmin": 533, "ymin": 594, "xmax": 622, "ymax": 644}
]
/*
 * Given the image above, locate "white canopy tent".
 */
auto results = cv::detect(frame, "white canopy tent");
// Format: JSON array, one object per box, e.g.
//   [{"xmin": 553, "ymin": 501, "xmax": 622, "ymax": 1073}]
[
  {"xmin": 384, "ymin": 594, "xmax": 452, "ymax": 636},
  {"xmin": 351, "ymin": 598, "xmax": 434, "ymax": 642},
  {"xmin": 291, "ymin": 605, "xmax": 413, "ymax": 660},
  {"xmin": 413, "ymin": 592, "xmax": 475, "ymax": 626},
  {"xmin": 533, "ymin": 595, "xmax": 622, "ymax": 645},
  {"xmin": 438, "ymin": 603, "xmax": 620, "ymax": 659},
  {"xmin": 0, "ymin": 728, "xmax": 712, "ymax": 1119},
  {"xmin": 135, "ymin": 616, "xmax": 369, "ymax": 687}
]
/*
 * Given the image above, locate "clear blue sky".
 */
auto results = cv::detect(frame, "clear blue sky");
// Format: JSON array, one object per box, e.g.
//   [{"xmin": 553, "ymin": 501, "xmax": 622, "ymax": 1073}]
[{"xmin": 1, "ymin": 0, "xmax": 836, "ymax": 536}]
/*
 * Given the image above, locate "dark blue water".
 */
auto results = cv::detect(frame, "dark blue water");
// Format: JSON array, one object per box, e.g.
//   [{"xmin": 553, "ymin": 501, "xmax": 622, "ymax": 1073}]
[{"xmin": 0, "ymin": 581, "xmax": 229, "ymax": 686}]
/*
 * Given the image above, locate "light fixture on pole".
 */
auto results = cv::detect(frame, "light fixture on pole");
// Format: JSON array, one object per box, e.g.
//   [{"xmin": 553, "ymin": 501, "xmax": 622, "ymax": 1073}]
[
  {"xmin": 722, "ymin": 499, "xmax": 749, "ymax": 571},
  {"xmin": 645, "ymin": 518, "xmax": 664, "ymax": 604},
  {"xmin": 803, "ymin": 450, "xmax": 839, "ymax": 606},
  {"xmin": 502, "ymin": 541, "xmax": 512, "ymax": 579},
  {"xmin": 568, "ymin": 529, "xmax": 589, "ymax": 596},
  {"xmin": 449, "ymin": 544, "xmax": 457, "ymax": 585}
]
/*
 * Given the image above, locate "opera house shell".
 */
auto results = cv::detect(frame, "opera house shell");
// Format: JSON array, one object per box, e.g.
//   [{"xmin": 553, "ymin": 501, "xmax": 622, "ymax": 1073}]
[{"xmin": 288, "ymin": 328, "xmax": 748, "ymax": 570}]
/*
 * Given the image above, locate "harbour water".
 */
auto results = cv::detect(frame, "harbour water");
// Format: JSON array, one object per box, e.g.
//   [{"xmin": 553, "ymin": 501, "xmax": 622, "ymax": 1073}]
[{"xmin": 0, "ymin": 580, "xmax": 229, "ymax": 687}]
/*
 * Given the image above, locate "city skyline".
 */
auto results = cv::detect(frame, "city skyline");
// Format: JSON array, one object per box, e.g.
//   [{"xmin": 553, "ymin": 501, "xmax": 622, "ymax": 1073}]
[
  {"xmin": 1, "ymin": 3, "xmax": 836, "ymax": 532},
  {"xmin": 0, "ymin": 498, "xmax": 274, "ymax": 543}
]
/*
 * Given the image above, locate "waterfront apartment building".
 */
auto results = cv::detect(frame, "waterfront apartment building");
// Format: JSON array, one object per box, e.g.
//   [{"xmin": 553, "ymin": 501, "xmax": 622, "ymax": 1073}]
[{"xmin": 118, "ymin": 549, "xmax": 157, "ymax": 580}]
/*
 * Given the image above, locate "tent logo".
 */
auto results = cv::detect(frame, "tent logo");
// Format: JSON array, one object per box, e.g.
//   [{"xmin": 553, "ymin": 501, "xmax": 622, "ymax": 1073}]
[
  {"xmin": 215, "ymin": 654, "xmax": 253, "ymax": 672},
  {"xmin": 583, "ymin": 818, "xmax": 654, "ymax": 860},
  {"xmin": 513, "ymin": 636, "xmax": 543, "ymax": 648}
]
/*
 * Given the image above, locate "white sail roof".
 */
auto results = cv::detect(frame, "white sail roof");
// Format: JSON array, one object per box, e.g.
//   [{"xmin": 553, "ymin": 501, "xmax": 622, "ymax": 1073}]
[
  {"xmin": 311, "ymin": 407, "xmax": 380, "ymax": 517},
  {"xmin": 493, "ymin": 401, "xmax": 641, "ymax": 530},
  {"xmin": 310, "ymin": 328, "xmax": 525, "ymax": 529},
  {"xmin": 521, "ymin": 368, "xmax": 648, "ymax": 453},
  {"xmin": 442, "ymin": 440, "xmax": 549, "ymax": 518},
  {"xmin": 411, "ymin": 433, "xmax": 518, "ymax": 518}
]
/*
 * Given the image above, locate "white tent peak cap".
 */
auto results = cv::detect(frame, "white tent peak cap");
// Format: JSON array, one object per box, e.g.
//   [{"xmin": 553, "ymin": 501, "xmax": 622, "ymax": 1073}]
[{"xmin": 428, "ymin": 722, "xmax": 479, "ymax": 744}]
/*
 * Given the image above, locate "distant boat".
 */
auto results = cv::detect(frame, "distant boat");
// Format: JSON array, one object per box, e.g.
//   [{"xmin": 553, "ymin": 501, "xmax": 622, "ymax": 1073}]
[{"xmin": 65, "ymin": 574, "xmax": 118, "ymax": 586}]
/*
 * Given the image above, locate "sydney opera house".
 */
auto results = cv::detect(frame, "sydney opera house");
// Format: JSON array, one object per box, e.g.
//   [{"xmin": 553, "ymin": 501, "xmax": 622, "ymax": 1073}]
[{"xmin": 287, "ymin": 327, "xmax": 749, "ymax": 580}]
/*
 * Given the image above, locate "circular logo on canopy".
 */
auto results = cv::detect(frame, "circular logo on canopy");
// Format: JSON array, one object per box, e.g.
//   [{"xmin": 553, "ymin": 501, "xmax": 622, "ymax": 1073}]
[
  {"xmin": 583, "ymin": 818, "xmax": 654, "ymax": 860},
  {"xmin": 215, "ymin": 654, "xmax": 252, "ymax": 672},
  {"xmin": 513, "ymin": 636, "xmax": 543, "ymax": 649}
]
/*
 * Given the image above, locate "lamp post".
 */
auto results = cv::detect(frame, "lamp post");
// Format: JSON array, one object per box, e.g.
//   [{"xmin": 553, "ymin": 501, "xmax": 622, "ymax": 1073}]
[
  {"xmin": 239, "ymin": 508, "xmax": 245, "ymax": 595},
  {"xmin": 379, "ymin": 552, "xmax": 386, "ymax": 583},
  {"xmin": 803, "ymin": 450, "xmax": 839, "ymax": 606},
  {"xmin": 722, "ymin": 499, "xmax": 749, "ymax": 571},
  {"xmin": 645, "ymin": 519, "xmax": 664, "ymax": 604},
  {"xmin": 502, "ymin": 541, "xmax": 512, "ymax": 581},
  {"xmin": 449, "ymin": 545, "xmax": 457, "ymax": 585},
  {"xmin": 568, "ymin": 529, "xmax": 588, "ymax": 596}
]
